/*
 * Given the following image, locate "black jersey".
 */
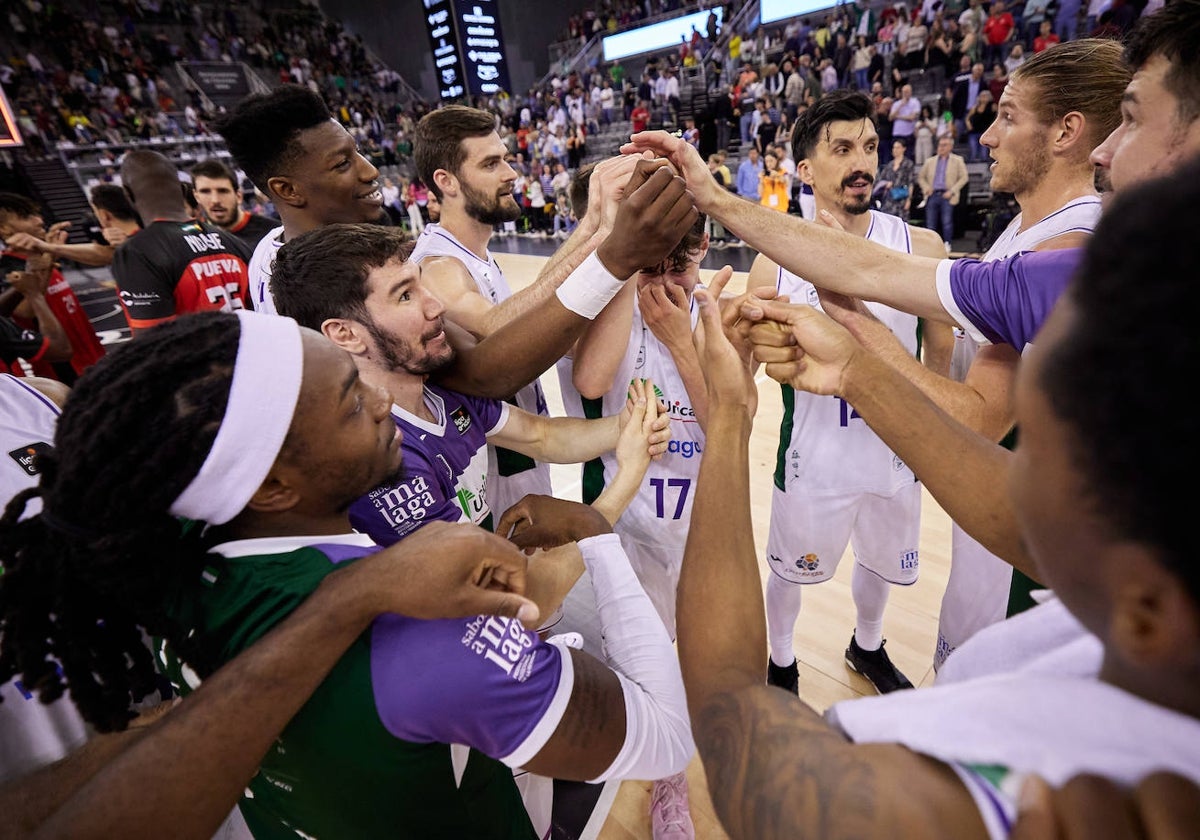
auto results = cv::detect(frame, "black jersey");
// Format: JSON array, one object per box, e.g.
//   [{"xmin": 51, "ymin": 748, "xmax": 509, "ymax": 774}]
[{"xmin": 111, "ymin": 219, "xmax": 251, "ymax": 333}]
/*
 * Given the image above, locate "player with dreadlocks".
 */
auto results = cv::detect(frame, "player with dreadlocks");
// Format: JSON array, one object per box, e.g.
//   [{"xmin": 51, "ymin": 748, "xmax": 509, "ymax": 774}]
[{"xmin": 0, "ymin": 310, "xmax": 693, "ymax": 838}]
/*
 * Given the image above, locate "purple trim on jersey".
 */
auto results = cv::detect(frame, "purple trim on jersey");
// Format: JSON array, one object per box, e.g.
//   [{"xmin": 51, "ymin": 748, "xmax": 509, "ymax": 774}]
[
  {"xmin": 428, "ymin": 228, "xmax": 493, "ymax": 269},
  {"xmin": 371, "ymin": 612, "xmax": 564, "ymax": 758},
  {"xmin": 7, "ymin": 376, "xmax": 61, "ymax": 415},
  {"xmin": 962, "ymin": 766, "xmax": 1015, "ymax": 834},
  {"xmin": 314, "ymin": 542, "xmax": 380, "ymax": 566},
  {"xmin": 948, "ymin": 248, "xmax": 1082, "ymax": 349},
  {"xmin": 349, "ymin": 385, "xmax": 504, "ymax": 545}
]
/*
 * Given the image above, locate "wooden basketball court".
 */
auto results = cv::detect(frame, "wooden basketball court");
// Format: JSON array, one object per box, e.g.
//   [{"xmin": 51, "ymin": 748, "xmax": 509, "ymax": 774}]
[{"xmin": 493, "ymin": 252, "xmax": 954, "ymax": 840}]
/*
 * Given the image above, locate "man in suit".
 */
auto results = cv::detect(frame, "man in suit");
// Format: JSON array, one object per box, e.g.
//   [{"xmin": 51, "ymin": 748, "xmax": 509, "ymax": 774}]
[
  {"xmin": 951, "ymin": 62, "xmax": 986, "ymax": 140},
  {"xmin": 918, "ymin": 135, "xmax": 969, "ymax": 250}
]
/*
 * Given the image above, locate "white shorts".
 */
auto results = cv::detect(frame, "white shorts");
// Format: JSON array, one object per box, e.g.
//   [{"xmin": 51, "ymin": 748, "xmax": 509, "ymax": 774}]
[
  {"xmin": 765, "ymin": 482, "xmax": 922, "ymax": 586},
  {"xmin": 934, "ymin": 522, "xmax": 1014, "ymax": 671}
]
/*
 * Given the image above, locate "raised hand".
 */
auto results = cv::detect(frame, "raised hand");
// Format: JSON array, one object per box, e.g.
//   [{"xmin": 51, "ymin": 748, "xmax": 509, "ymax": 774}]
[
  {"xmin": 617, "ymin": 376, "xmax": 670, "ymax": 470},
  {"xmin": 1012, "ymin": 773, "xmax": 1200, "ymax": 840},
  {"xmin": 743, "ymin": 298, "xmax": 859, "ymax": 398},
  {"xmin": 692, "ymin": 284, "xmax": 758, "ymax": 413},
  {"xmin": 639, "ymin": 280, "xmax": 693, "ymax": 353},
  {"xmin": 587, "ymin": 152, "xmax": 644, "ymax": 233},
  {"xmin": 496, "ymin": 495, "xmax": 614, "ymax": 555},
  {"xmin": 619, "ymin": 129, "xmax": 720, "ymax": 210},
  {"xmin": 596, "ymin": 161, "xmax": 698, "ymax": 280},
  {"xmin": 356, "ymin": 520, "xmax": 539, "ymax": 626}
]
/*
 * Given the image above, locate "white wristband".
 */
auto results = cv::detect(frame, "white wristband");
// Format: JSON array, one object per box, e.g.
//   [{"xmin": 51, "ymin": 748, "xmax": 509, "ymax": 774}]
[{"xmin": 555, "ymin": 251, "xmax": 626, "ymax": 320}]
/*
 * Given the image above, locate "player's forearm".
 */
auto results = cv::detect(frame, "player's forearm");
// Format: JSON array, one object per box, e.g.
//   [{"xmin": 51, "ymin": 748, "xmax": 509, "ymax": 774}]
[
  {"xmin": 710, "ymin": 192, "xmax": 944, "ymax": 313},
  {"xmin": 0, "ymin": 725, "xmax": 145, "ymax": 839},
  {"xmin": 482, "ymin": 227, "xmax": 606, "ymax": 334},
  {"xmin": 920, "ymin": 319, "xmax": 955, "ymax": 377},
  {"xmin": 572, "ymin": 282, "xmax": 635, "ymax": 398},
  {"xmin": 523, "ymin": 544, "xmax": 585, "ymax": 625},
  {"xmin": 439, "ymin": 299, "xmax": 589, "ymax": 399},
  {"xmin": 43, "ymin": 241, "xmax": 115, "ymax": 267},
  {"xmin": 591, "ymin": 455, "xmax": 646, "ymax": 526},
  {"xmin": 537, "ymin": 414, "xmax": 621, "ymax": 464},
  {"xmin": 31, "ymin": 568, "xmax": 380, "ymax": 840},
  {"xmin": 665, "ymin": 343, "xmax": 710, "ymax": 432},
  {"xmin": 677, "ymin": 403, "xmax": 762, "ymax": 703},
  {"xmin": 840, "ymin": 349, "xmax": 1036, "ymax": 577},
  {"xmin": 28, "ymin": 296, "xmax": 73, "ymax": 362}
]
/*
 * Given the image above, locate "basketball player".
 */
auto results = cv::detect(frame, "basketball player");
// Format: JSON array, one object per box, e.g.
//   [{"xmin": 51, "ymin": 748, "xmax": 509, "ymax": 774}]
[
  {"xmin": 190, "ymin": 159, "xmax": 280, "ymax": 251},
  {"xmin": 749, "ymin": 91, "xmax": 951, "ymax": 697},
  {"xmin": 111, "ymin": 150, "xmax": 251, "ymax": 333},
  {"xmin": 0, "ymin": 311, "xmax": 695, "ymax": 838},
  {"xmin": 677, "ymin": 159, "xmax": 1200, "ymax": 834}
]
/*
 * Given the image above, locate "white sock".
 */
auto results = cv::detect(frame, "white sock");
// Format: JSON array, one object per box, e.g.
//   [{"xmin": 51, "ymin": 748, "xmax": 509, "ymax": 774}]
[
  {"xmin": 851, "ymin": 562, "xmax": 889, "ymax": 651},
  {"xmin": 765, "ymin": 574, "xmax": 802, "ymax": 668}
]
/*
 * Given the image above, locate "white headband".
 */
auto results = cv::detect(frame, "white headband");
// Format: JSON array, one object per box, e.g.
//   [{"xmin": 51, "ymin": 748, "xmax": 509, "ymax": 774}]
[{"xmin": 170, "ymin": 311, "xmax": 304, "ymax": 525}]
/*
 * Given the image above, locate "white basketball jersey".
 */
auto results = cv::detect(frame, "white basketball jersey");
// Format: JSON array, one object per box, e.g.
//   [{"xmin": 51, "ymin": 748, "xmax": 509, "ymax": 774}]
[
  {"xmin": 410, "ymin": 224, "xmax": 553, "ymax": 517},
  {"xmin": 246, "ymin": 224, "xmax": 285, "ymax": 315},
  {"xmin": 937, "ymin": 196, "xmax": 1102, "ymax": 669},
  {"xmin": 593, "ymin": 289, "xmax": 707, "ymax": 552},
  {"xmin": 772, "ymin": 211, "xmax": 919, "ymax": 497},
  {"xmin": 0, "ymin": 375, "xmax": 92, "ymax": 784}
]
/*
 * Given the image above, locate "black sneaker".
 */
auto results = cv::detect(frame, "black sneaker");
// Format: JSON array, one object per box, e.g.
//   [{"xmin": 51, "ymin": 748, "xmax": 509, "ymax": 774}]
[
  {"xmin": 844, "ymin": 635, "xmax": 914, "ymax": 694},
  {"xmin": 766, "ymin": 657, "xmax": 799, "ymax": 695}
]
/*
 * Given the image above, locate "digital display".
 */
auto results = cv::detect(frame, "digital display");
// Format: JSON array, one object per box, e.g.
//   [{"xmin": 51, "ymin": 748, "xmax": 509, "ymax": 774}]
[
  {"xmin": 0, "ymin": 83, "xmax": 23, "ymax": 148},
  {"xmin": 601, "ymin": 8, "xmax": 723, "ymax": 62},
  {"xmin": 453, "ymin": 0, "xmax": 512, "ymax": 97},
  {"xmin": 423, "ymin": 0, "xmax": 467, "ymax": 100},
  {"xmin": 760, "ymin": 0, "xmax": 837, "ymax": 25}
]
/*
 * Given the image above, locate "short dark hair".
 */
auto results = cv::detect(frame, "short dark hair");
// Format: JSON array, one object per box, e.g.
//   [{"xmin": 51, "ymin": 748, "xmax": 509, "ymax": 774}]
[
  {"xmin": 569, "ymin": 163, "xmax": 596, "ymax": 220},
  {"xmin": 791, "ymin": 89, "xmax": 877, "ymax": 161},
  {"xmin": 89, "ymin": 183, "xmax": 140, "ymax": 223},
  {"xmin": 190, "ymin": 158, "xmax": 239, "ymax": 190},
  {"xmin": 1124, "ymin": 0, "xmax": 1200, "ymax": 126},
  {"xmin": 413, "ymin": 105, "xmax": 499, "ymax": 201},
  {"xmin": 272, "ymin": 223, "xmax": 415, "ymax": 330},
  {"xmin": 1044, "ymin": 154, "xmax": 1200, "ymax": 607},
  {"xmin": 214, "ymin": 85, "xmax": 332, "ymax": 195},
  {"xmin": 0, "ymin": 192, "xmax": 41, "ymax": 221}
]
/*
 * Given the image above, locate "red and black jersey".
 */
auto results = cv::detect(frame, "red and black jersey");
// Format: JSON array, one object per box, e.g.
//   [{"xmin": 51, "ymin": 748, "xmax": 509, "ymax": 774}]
[
  {"xmin": 111, "ymin": 220, "xmax": 252, "ymax": 334},
  {"xmin": 224, "ymin": 211, "xmax": 280, "ymax": 251},
  {"xmin": 0, "ymin": 251, "xmax": 106, "ymax": 383},
  {"xmin": 0, "ymin": 316, "xmax": 49, "ymax": 376}
]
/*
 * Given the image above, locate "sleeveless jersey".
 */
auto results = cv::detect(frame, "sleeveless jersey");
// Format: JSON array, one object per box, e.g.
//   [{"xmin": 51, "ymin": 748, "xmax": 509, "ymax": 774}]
[
  {"xmin": 349, "ymin": 385, "xmax": 507, "ymax": 544},
  {"xmin": 410, "ymin": 223, "xmax": 553, "ymax": 519},
  {"xmin": 246, "ymin": 224, "xmax": 285, "ymax": 315},
  {"xmin": 0, "ymin": 374, "xmax": 91, "ymax": 784},
  {"xmin": 772, "ymin": 211, "xmax": 919, "ymax": 498},
  {"xmin": 936, "ymin": 196, "xmax": 1101, "ymax": 670},
  {"xmin": 588, "ymin": 287, "xmax": 707, "ymax": 552},
  {"xmin": 110, "ymin": 220, "xmax": 251, "ymax": 332},
  {"xmin": 0, "ymin": 253, "xmax": 105, "ymax": 382},
  {"xmin": 830, "ymin": 597, "xmax": 1200, "ymax": 840},
  {"xmin": 164, "ymin": 533, "xmax": 571, "ymax": 840}
]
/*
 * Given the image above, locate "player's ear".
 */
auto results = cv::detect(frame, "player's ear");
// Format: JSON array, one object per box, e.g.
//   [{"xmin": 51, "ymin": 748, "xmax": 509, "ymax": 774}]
[
  {"xmin": 268, "ymin": 175, "xmax": 304, "ymax": 209},
  {"xmin": 321, "ymin": 317, "xmax": 368, "ymax": 355}
]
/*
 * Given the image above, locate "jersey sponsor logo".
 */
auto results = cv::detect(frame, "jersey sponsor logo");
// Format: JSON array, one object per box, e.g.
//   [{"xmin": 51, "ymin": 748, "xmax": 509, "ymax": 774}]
[
  {"xmin": 451, "ymin": 406, "xmax": 472, "ymax": 434},
  {"xmin": 899, "ymin": 549, "xmax": 919, "ymax": 571},
  {"xmin": 8, "ymin": 441, "xmax": 51, "ymax": 476},
  {"xmin": 667, "ymin": 439, "xmax": 702, "ymax": 458},
  {"xmin": 640, "ymin": 381, "xmax": 698, "ymax": 423},
  {"xmin": 370, "ymin": 475, "xmax": 435, "ymax": 532},
  {"xmin": 456, "ymin": 485, "xmax": 488, "ymax": 523},
  {"xmin": 460, "ymin": 614, "xmax": 538, "ymax": 681}
]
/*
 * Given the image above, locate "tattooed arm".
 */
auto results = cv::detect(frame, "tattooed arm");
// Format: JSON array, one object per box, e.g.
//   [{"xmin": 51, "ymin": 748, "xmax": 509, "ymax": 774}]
[{"xmin": 677, "ymin": 287, "xmax": 988, "ymax": 840}]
